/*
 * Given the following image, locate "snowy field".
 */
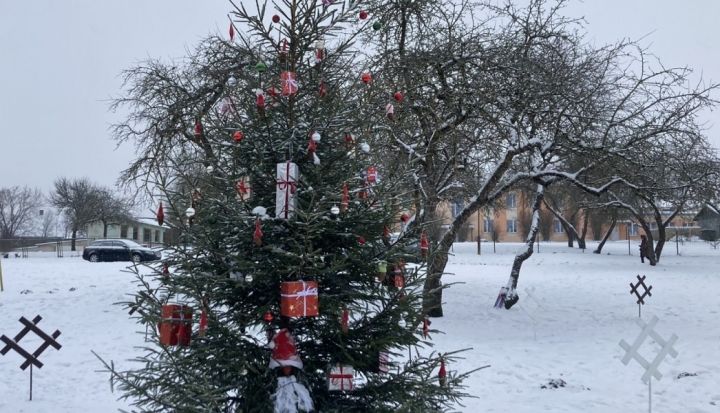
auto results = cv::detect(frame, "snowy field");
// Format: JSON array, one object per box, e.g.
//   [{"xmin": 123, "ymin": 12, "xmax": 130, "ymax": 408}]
[{"xmin": 0, "ymin": 241, "xmax": 719, "ymax": 412}]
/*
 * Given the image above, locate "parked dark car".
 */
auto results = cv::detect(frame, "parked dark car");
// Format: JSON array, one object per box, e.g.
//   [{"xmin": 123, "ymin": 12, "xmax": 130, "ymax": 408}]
[{"xmin": 82, "ymin": 239, "xmax": 162, "ymax": 263}]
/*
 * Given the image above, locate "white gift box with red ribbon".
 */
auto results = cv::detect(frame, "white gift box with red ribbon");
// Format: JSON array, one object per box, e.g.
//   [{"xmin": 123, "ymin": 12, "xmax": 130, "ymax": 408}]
[
  {"xmin": 328, "ymin": 364, "xmax": 355, "ymax": 391},
  {"xmin": 276, "ymin": 161, "xmax": 299, "ymax": 219}
]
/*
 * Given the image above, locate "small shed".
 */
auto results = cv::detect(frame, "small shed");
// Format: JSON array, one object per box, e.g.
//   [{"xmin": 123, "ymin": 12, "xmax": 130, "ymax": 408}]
[{"xmin": 693, "ymin": 204, "xmax": 720, "ymax": 241}]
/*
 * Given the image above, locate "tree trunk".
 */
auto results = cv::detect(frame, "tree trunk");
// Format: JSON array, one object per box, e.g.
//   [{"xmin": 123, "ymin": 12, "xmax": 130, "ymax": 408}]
[
  {"xmin": 71, "ymin": 229, "xmax": 77, "ymax": 251},
  {"xmin": 501, "ymin": 185, "xmax": 544, "ymax": 309},
  {"xmin": 103, "ymin": 222, "xmax": 108, "ymax": 238},
  {"xmin": 593, "ymin": 217, "xmax": 617, "ymax": 254},
  {"xmin": 577, "ymin": 212, "xmax": 589, "ymax": 249},
  {"xmin": 423, "ymin": 236, "xmax": 452, "ymax": 317},
  {"xmin": 637, "ymin": 219, "xmax": 657, "ymax": 266}
]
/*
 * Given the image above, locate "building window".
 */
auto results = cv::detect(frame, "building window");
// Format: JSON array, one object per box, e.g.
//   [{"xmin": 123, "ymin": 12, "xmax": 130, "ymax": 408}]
[
  {"xmin": 506, "ymin": 193, "xmax": 516, "ymax": 209},
  {"xmin": 120, "ymin": 225, "xmax": 128, "ymax": 238},
  {"xmin": 452, "ymin": 199, "xmax": 464, "ymax": 218},
  {"xmin": 133, "ymin": 226, "xmax": 139, "ymax": 240},
  {"xmin": 553, "ymin": 219, "xmax": 564, "ymax": 233},
  {"xmin": 143, "ymin": 228, "xmax": 152, "ymax": 242},
  {"xmin": 629, "ymin": 223, "xmax": 639, "ymax": 236},
  {"xmin": 154, "ymin": 230, "xmax": 159, "ymax": 242},
  {"xmin": 483, "ymin": 218, "xmax": 494, "ymax": 233},
  {"xmin": 506, "ymin": 219, "xmax": 517, "ymax": 233},
  {"xmin": 39, "ymin": 209, "xmax": 44, "ymax": 216}
]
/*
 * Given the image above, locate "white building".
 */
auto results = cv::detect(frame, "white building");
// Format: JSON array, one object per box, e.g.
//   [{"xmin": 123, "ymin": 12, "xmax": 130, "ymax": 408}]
[{"xmin": 86, "ymin": 217, "xmax": 167, "ymax": 246}]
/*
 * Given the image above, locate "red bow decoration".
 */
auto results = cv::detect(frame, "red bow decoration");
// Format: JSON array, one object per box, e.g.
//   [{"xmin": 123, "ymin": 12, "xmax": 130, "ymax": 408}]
[
  {"xmin": 420, "ymin": 231, "xmax": 429, "ymax": 258},
  {"xmin": 229, "ymin": 21, "xmax": 235, "ymax": 41}
]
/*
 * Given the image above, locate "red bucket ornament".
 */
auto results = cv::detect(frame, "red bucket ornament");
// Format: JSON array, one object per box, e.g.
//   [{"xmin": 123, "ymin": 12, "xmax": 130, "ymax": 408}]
[
  {"xmin": 158, "ymin": 304, "xmax": 193, "ymax": 346},
  {"xmin": 280, "ymin": 280, "xmax": 319, "ymax": 317}
]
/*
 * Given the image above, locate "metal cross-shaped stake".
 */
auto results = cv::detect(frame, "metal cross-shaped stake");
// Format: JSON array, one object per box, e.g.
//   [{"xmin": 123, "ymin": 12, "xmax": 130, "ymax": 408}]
[
  {"xmin": 619, "ymin": 315, "xmax": 678, "ymax": 413},
  {"xmin": 0, "ymin": 315, "xmax": 62, "ymax": 401},
  {"xmin": 630, "ymin": 275, "xmax": 652, "ymax": 318}
]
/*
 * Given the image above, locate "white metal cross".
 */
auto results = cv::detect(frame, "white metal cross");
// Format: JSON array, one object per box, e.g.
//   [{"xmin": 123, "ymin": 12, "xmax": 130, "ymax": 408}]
[{"xmin": 619, "ymin": 315, "xmax": 679, "ymax": 384}]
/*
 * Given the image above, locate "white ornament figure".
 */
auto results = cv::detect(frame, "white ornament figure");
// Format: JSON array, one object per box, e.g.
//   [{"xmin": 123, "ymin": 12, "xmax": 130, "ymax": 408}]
[
  {"xmin": 360, "ymin": 142, "xmax": 370, "ymax": 153},
  {"xmin": 269, "ymin": 329, "xmax": 314, "ymax": 413},
  {"xmin": 311, "ymin": 131, "xmax": 321, "ymax": 142}
]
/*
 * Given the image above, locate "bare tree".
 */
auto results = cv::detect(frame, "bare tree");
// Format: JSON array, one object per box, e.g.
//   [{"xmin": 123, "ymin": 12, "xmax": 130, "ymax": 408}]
[
  {"xmin": 94, "ymin": 187, "xmax": 134, "ymax": 238},
  {"xmin": 50, "ymin": 178, "xmax": 102, "ymax": 251},
  {"xmin": 0, "ymin": 186, "xmax": 41, "ymax": 239}
]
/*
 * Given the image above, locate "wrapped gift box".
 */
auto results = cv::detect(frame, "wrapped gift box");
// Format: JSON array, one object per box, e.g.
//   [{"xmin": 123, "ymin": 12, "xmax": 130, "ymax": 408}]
[
  {"xmin": 276, "ymin": 162, "xmax": 299, "ymax": 219},
  {"xmin": 280, "ymin": 280, "xmax": 319, "ymax": 317},
  {"xmin": 328, "ymin": 364, "xmax": 354, "ymax": 391}
]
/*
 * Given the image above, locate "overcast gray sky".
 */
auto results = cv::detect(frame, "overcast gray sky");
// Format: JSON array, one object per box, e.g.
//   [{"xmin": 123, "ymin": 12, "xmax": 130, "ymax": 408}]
[{"xmin": 1, "ymin": 0, "xmax": 718, "ymax": 192}]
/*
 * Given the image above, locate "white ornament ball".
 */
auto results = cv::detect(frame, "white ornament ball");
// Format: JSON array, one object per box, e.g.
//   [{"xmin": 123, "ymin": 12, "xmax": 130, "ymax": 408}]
[
  {"xmin": 311, "ymin": 131, "xmax": 321, "ymax": 142},
  {"xmin": 206, "ymin": 165, "xmax": 214, "ymax": 173},
  {"xmin": 228, "ymin": 76, "xmax": 238, "ymax": 86},
  {"xmin": 185, "ymin": 207, "xmax": 196, "ymax": 218},
  {"xmin": 398, "ymin": 318, "xmax": 407, "ymax": 328},
  {"xmin": 245, "ymin": 274, "xmax": 254, "ymax": 282},
  {"xmin": 330, "ymin": 205, "xmax": 340, "ymax": 215},
  {"xmin": 360, "ymin": 142, "xmax": 370, "ymax": 153}
]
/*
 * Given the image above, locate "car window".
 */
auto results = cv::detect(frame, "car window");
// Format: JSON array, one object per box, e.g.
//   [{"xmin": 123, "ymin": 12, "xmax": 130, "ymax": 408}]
[
  {"xmin": 90, "ymin": 241, "xmax": 106, "ymax": 247},
  {"xmin": 111, "ymin": 241, "xmax": 127, "ymax": 248},
  {"xmin": 122, "ymin": 240, "xmax": 142, "ymax": 248}
]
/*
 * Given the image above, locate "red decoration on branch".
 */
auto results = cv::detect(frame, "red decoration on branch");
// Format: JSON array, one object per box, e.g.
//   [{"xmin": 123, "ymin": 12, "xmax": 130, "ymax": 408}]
[
  {"xmin": 253, "ymin": 218, "xmax": 263, "ymax": 246},
  {"xmin": 341, "ymin": 182, "xmax": 349, "ymax": 212},
  {"xmin": 341, "ymin": 308, "xmax": 349, "ymax": 334},
  {"xmin": 400, "ymin": 213, "xmax": 410, "ymax": 224},
  {"xmin": 394, "ymin": 91, "xmax": 404, "ymax": 102},
  {"xmin": 359, "ymin": 10, "xmax": 368, "ymax": 20},
  {"xmin": 383, "ymin": 225, "xmax": 391, "ymax": 240},
  {"xmin": 423, "ymin": 317, "xmax": 431, "ymax": 338},
  {"xmin": 198, "ymin": 305, "xmax": 208, "ymax": 337},
  {"xmin": 156, "ymin": 202, "xmax": 164, "ymax": 226},
  {"xmin": 385, "ymin": 103, "xmax": 395, "ymax": 121},
  {"xmin": 272, "ymin": 14, "xmax": 281, "ymax": 23},
  {"xmin": 162, "ymin": 262, "xmax": 170, "ymax": 276},
  {"xmin": 438, "ymin": 357, "xmax": 447, "ymax": 387},
  {"xmin": 357, "ymin": 236, "xmax": 366, "ymax": 245},
  {"xmin": 361, "ymin": 72, "xmax": 372, "ymax": 84},
  {"xmin": 366, "ymin": 166, "xmax": 378, "ymax": 184},
  {"xmin": 229, "ymin": 21, "xmax": 235, "ymax": 41},
  {"xmin": 420, "ymin": 231, "xmax": 429, "ymax": 258},
  {"xmin": 256, "ymin": 89, "xmax": 266, "ymax": 113},
  {"xmin": 233, "ymin": 131, "xmax": 244, "ymax": 142},
  {"xmin": 318, "ymin": 81, "xmax": 327, "ymax": 97},
  {"xmin": 193, "ymin": 119, "xmax": 203, "ymax": 138},
  {"xmin": 269, "ymin": 328, "xmax": 303, "ymax": 370}
]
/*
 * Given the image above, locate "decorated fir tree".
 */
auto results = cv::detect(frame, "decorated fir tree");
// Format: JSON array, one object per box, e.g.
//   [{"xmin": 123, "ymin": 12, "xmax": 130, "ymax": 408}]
[{"xmin": 100, "ymin": 0, "xmax": 477, "ymax": 411}]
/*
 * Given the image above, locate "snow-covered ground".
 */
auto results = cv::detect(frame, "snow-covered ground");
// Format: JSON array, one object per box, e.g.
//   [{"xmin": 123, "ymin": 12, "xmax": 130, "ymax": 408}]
[{"xmin": 0, "ymin": 241, "xmax": 719, "ymax": 412}]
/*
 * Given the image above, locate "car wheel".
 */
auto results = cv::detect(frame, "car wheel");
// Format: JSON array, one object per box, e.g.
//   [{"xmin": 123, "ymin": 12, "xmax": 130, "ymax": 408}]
[
  {"xmin": 131, "ymin": 253, "xmax": 142, "ymax": 264},
  {"xmin": 89, "ymin": 253, "xmax": 100, "ymax": 263}
]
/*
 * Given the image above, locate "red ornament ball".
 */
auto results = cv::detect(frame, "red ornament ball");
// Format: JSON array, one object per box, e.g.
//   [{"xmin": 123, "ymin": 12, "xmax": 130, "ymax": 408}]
[
  {"xmin": 233, "ymin": 131, "xmax": 244, "ymax": 142},
  {"xmin": 263, "ymin": 311, "xmax": 274, "ymax": 323},
  {"xmin": 394, "ymin": 91, "xmax": 404, "ymax": 102},
  {"xmin": 359, "ymin": 10, "xmax": 368, "ymax": 20},
  {"xmin": 272, "ymin": 15, "xmax": 280, "ymax": 23},
  {"xmin": 400, "ymin": 213, "xmax": 410, "ymax": 223},
  {"xmin": 361, "ymin": 72, "xmax": 372, "ymax": 84},
  {"xmin": 358, "ymin": 236, "xmax": 366, "ymax": 245}
]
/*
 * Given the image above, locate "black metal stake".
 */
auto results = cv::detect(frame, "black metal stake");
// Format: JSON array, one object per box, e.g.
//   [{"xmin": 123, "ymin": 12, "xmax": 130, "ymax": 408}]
[{"xmin": 30, "ymin": 364, "xmax": 33, "ymax": 401}]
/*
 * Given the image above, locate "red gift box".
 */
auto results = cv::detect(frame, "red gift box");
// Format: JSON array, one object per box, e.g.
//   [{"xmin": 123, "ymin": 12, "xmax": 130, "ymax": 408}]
[
  {"xmin": 280, "ymin": 281, "xmax": 319, "ymax": 317},
  {"xmin": 328, "ymin": 364, "xmax": 354, "ymax": 391},
  {"xmin": 158, "ymin": 304, "xmax": 193, "ymax": 346},
  {"xmin": 281, "ymin": 71, "xmax": 298, "ymax": 96}
]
